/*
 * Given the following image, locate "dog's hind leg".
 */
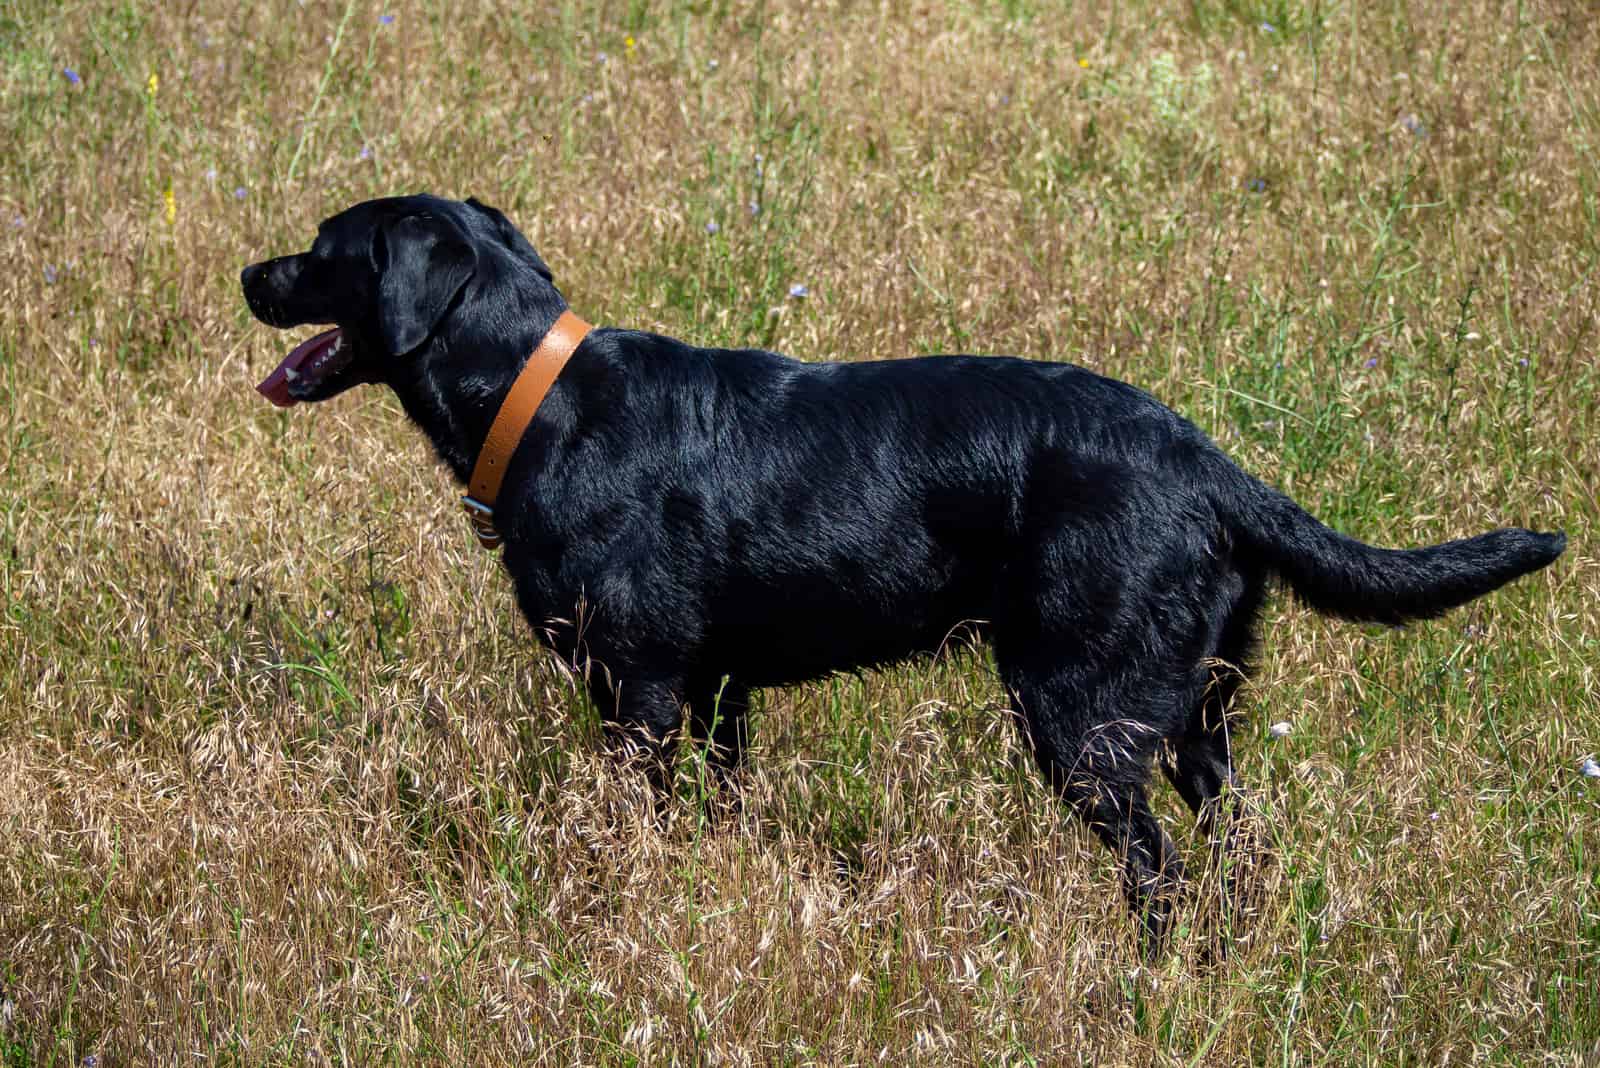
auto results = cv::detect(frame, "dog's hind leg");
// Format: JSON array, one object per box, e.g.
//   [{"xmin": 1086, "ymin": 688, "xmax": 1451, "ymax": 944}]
[
  {"xmin": 1159, "ymin": 673, "xmax": 1244, "ymax": 849},
  {"xmin": 1159, "ymin": 582, "xmax": 1265, "ymax": 937},
  {"xmin": 997, "ymin": 464, "xmax": 1238, "ymax": 953},
  {"xmin": 1159, "ymin": 679, "xmax": 1251, "ymax": 948},
  {"xmin": 1000, "ymin": 656, "xmax": 1188, "ymax": 958}
]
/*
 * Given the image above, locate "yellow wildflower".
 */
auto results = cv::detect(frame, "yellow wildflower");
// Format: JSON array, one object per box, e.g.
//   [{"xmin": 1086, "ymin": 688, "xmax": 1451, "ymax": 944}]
[
  {"xmin": 163, "ymin": 180, "xmax": 176, "ymax": 226},
  {"xmin": 624, "ymin": 35, "xmax": 636, "ymax": 58},
  {"xmin": 147, "ymin": 71, "xmax": 159, "ymax": 97},
  {"xmin": 1078, "ymin": 57, "xmax": 1090, "ymax": 69}
]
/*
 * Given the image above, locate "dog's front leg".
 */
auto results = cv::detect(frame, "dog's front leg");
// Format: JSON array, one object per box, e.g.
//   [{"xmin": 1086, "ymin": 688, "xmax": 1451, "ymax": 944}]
[{"xmin": 590, "ymin": 676, "xmax": 686, "ymax": 803}]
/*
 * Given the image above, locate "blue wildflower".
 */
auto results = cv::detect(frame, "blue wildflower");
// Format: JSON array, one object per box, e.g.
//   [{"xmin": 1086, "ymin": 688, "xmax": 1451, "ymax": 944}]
[
  {"xmin": 1260, "ymin": 21, "xmax": 1275, "ymax": 32},
  {"xmin": 378, "ymin": 13, "xmax": 394, "ymax": 24},
  {"xmin": 788, "ymin": 283, "xmax": 809, "ymax": 299},
  {"xmin": 1364, "ymin": 356, "xmax": 1378, "ymax": 369},
  {"xmin": 1400, "ymin": 113, "xmax": 1426, "ymax": 137},
  {"xmin": 358, "ymin": 145, "xmax": 373, "ymax": 161},
  {"xmin": 234, "ymin": 186, "xmax": 248, "ymax": 200},
  {"xmin": 1247, "ymin": 177, "xmax": 1267, "ymax": 193},
  {"xmin": 704, "ymin": 220, "xmax": 719, "ymax": 235},
  {"xmin": 63, "ymin": 67, "xmax": 81, "ymax": 85},
  {"xmin": 748, "ymin": 200, "xmax": 760, "ymax": 216},
  {"xmin": 43, "ymin": 265, "xmax": 58, "ymax": 284}
]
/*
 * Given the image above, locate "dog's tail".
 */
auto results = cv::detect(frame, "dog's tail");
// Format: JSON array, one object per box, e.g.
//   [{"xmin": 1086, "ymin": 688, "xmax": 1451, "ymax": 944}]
[{"xmin": 1207, "ymin": 452, "xmax": 1565, "ymax": 625}]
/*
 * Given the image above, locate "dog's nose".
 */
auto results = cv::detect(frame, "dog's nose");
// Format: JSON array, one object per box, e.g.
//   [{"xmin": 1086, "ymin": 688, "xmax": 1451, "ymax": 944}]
[{"xmin": 240, "ymin": 262, "xmax": 265, "ymax": 291}]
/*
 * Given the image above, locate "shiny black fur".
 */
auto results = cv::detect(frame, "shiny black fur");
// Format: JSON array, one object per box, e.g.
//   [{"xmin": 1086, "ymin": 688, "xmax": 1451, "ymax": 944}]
[{"xmin": 242, "ymin": 194, "xmax": 1566, "ymax": 953}]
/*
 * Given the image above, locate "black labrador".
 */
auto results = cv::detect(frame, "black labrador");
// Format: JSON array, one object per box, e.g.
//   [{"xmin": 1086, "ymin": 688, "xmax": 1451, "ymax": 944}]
[{"xmin": 241, "ymin": 194, "xmax": 1565, "ymax": 953}]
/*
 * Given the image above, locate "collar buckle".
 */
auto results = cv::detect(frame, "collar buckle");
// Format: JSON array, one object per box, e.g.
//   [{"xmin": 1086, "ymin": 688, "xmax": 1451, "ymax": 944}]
[{"xmin": 460, "ymin": 495, "xmax": 502, "ymax": 549}]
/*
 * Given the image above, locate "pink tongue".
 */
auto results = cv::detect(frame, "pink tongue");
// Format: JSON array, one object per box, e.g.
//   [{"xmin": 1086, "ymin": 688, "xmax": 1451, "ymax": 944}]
[{"xmin": 256, "ymin": 328, "xmax": 342, "ymax": 408}]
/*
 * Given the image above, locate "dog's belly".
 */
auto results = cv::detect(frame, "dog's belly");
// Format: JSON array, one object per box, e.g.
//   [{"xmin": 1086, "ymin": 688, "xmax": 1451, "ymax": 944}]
[
  {"xmin": 700, "ymin": 545, "xmax": 998, "ymax": 686},
  {"xmin": 508, "ymin": 525, "xmax": 998, "ymax": 689},
  {"xmin": 708, "ymin": 602, "xmax": 990, "ymax": 687}
]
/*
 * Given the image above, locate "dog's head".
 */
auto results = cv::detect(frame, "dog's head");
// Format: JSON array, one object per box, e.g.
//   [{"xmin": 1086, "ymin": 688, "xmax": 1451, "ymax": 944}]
[{"xmin": 241, "ymin": 194, "xmax": 555, "ymax": 407}]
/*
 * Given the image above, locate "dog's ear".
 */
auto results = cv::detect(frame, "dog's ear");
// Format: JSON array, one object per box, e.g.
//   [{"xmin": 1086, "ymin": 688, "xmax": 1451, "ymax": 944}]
[
  {"xmin": 374, "ymin": 213, "xmax": 477, "ymax": 357},
  {"xmin": 465, "ymin": 197, "xmax": 554, "ymax": 283}
]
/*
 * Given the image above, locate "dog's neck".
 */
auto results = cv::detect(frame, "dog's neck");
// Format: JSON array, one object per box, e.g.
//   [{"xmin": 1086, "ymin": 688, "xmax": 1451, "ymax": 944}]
[{"xmin": 386, "ymin": 279, "xmax": 574, "ymax": 486}]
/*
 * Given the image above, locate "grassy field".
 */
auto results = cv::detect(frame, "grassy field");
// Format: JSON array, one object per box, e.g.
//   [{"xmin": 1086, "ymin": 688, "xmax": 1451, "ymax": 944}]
[{"xmin": 2, "ymin": 0, "xmax": 1598, "ymax": 1062}]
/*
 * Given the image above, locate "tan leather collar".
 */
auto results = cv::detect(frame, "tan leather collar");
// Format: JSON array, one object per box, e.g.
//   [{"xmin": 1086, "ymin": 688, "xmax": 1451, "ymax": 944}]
[{"xmin": 462, "ymin": 309, "xmax": 592, "ymax": 549}]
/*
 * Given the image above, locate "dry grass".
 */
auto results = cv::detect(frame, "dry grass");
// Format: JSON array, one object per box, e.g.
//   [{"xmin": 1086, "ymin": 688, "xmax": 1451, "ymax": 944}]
[{"xmin": 2, "ymin": 0, "xmax": 1598, "ymax": 1063}]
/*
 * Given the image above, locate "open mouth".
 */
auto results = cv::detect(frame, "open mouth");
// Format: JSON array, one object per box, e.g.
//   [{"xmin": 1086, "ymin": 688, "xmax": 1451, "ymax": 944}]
[{"xmin": 255, "ymin": 328, "xmax": 351, "ymax": 407}]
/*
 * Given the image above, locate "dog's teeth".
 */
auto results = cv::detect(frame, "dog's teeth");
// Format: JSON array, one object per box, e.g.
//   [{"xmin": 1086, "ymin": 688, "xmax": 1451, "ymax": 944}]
[{"xmin": 283, "ymin": 366, "xmax": 300, "ymax": 381}]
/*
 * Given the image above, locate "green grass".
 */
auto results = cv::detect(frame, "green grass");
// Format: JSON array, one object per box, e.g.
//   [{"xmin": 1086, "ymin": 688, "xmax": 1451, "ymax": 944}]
[{"xmin": 2, "ymin": 0, "xmax": 1598, "ymax": 1063}]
